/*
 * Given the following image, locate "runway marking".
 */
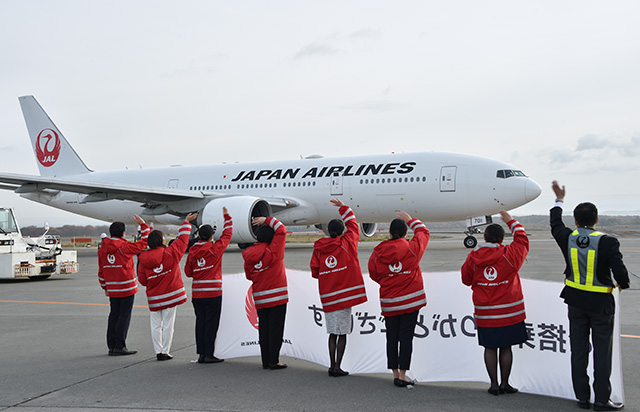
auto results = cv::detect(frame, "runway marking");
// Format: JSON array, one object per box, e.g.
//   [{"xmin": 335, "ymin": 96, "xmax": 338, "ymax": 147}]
[
  {"xmin": 621, "ymin": 334, "xmax": 640, "ymax": 339},
  {"xmin": 0, "ymin": 300, "xmax": 148, "ymax": 308}
]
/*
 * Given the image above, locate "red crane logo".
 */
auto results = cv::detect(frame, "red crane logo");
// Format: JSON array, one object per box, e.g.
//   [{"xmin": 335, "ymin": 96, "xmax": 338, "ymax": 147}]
[{"xmin": 35, "ymin": 129, "xmax": 61, "ymax": 167}]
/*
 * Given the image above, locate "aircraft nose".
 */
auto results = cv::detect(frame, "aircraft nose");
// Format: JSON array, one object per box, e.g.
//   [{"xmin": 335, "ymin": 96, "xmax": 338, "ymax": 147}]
[{"xmin": 525, "ymin": 178, "xmax": 542, "ymax": 202}]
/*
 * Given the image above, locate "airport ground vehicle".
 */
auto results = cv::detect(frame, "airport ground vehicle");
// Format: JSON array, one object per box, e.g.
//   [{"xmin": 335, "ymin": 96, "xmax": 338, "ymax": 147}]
[{"xmin": 0, "ymin": 206, "xmax": 78, "ymax": 279}]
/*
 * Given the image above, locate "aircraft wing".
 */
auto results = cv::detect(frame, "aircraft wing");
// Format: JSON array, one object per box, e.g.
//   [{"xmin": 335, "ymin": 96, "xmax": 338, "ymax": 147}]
[
  {"xmin": 0, "ymin": 172, "xmax": 205, "ymax": 203},
  {"xmin": 0, "ymin": 172, "xmax": 299, "ymax": 214}
]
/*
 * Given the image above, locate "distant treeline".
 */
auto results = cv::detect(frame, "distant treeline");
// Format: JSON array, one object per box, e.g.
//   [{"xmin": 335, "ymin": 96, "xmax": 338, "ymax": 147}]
[
  {"xmin": 20, "ymin": 224, "xmax": 177, "ymax": 237},
  {"xmin": 18, "ymin": 215, "xmax": 640, "ymax": 237}
]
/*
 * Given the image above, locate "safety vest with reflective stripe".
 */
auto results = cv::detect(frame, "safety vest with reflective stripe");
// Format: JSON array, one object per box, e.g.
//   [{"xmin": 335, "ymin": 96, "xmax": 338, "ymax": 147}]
[{"xmin": 566, "ymin": 228, "xmax": 613, "ymax": 294}]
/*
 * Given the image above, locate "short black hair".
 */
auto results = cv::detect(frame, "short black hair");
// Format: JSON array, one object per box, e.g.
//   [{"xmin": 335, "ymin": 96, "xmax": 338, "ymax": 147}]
[
  {"xmin": 109, "ymin": 221, "xmax": 125, "ymax": 238},
  {"xmin": 328, "ymin": 219, "xmax": 344, "ymax": 238},
  {"xmin": 256, "ymin": 225, "xmax": 274, "ymax": 243},
  {"xmin": 484, "ymin": 224, "xmax": 505, "ymax": 244},
  {"xmin": 148, "ymin": 230, "xmax": 164, "ymax": 249},
  {"xmin": 574, "ymin": 202, "xmax": 598, "ymax": 227},
  {"xmin": 389, "ymin": 218, "xmax": 408, "ymax": 240},
  {"xmin": 198, "ymin": 224, "xmax": 214, "ymax": 241}
]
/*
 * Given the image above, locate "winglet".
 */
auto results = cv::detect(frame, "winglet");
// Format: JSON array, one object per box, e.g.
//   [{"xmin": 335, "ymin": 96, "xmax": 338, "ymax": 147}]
[{"xmin": 19, "ymin": 96, "xmax": 91, "ymax": 176}]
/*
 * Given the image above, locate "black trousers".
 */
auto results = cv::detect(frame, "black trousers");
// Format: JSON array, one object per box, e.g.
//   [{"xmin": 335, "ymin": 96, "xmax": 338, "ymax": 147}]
[
  {"xmin": 568, "ymin": 305, "xmax": 614, "ymax": 403},
  {"xmin": 192, "ymin": 296, "xmax": 222, "ymax": 356},
  {"xmin": 384, "ymin": 310, "xmax": 419, "ymax": 370},
  {"xmin": 257, "ymin": 303, "xmax": 287, "ymax": 367},
  {"xmin": 107, "ymin": 295, "xmax": 135, "ymax": 350}
]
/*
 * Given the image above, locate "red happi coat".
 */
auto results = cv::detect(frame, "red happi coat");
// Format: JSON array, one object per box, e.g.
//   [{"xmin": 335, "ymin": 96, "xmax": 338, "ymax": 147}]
[
  {"xmin": 185, "ymin": 213, "xmax": 233, "ymax": 299},
  {"xmin": 368, "ymin": 219, "xmax": 429, "ymax": 317},
  {"xmin": 98, "ymin": 223, "xmax": 150, "ymax": 298},
  {"xmin": 461, "ymin": 219, "xmax": 528, "ymax": 328},
  {"xmin": 138, "ymin": 221, "xmax": 191, "ymax": 311},
  {"xmin": 311, "ymin": 205, "xmax": 367, "ymax": 312},
  {"xmin": 243, "ymin": 217, "xmax": 288, "ymax": 310}
]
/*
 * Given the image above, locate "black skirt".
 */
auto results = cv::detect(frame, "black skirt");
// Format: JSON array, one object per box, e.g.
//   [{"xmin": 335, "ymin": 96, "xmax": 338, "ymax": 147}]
[{"xmin": 477, "ymin": 321, "xmax": 527, "ymax": 349}]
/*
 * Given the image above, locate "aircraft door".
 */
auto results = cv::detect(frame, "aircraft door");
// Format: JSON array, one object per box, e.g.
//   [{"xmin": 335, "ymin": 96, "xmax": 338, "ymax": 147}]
[
  {"xmin": 167, "ymin": 179, "xmax": 179, "ymax": 189},
  {"xmin": 330, "ymin": 175, "xmax": 343, "ymax": 196},
  {"xmin": 439, "ymin": 166, "xmax": 456, "ymax": 192}
]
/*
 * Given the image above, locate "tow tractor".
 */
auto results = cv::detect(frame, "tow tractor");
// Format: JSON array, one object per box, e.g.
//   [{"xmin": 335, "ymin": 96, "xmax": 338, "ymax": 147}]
[{"xmin": 0, "ymin": 206, "xmax": 78, "ymax": 279}]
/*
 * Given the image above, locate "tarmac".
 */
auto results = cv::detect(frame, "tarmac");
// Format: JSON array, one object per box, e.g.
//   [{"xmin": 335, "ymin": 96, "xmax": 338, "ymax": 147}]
[{"xmin": 1, "ymin": 231, "xmax": 639, "ymax": 412}]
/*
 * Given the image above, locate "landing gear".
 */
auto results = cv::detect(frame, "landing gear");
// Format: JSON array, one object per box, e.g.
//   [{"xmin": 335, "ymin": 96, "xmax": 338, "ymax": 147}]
[
  {"xmin": 463, "ymin": 215, "xmax": 493, "ymax": 248},
  {"xmin": 463, "ymin": 236, "xmax": 478, "ymax": 249}
]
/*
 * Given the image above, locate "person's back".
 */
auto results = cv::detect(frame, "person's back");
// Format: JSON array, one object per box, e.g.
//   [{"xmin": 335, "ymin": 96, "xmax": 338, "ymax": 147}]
[
  {"xmin": 550, "ymin": 180, "xmax": 629, "ymax": 410},
  {"xmin": 461, "ymin": 216, "xmax": 528, "ymax": 328},
  {"xmin": 98, "ymin": 215, "xmax": 149, "ymax": 356},
  {"xmin": 311, "ymin": 200, "xmax": 366, "ymax": 312}
]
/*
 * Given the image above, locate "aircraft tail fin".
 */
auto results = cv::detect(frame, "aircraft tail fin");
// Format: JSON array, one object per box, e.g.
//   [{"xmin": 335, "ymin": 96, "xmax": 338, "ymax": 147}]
[{"xmin": 19, "ymin": 96, "xmax": 91, "ymax": 176}]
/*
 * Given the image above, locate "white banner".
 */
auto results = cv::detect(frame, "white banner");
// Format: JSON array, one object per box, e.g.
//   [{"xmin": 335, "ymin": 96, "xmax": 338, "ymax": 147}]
[{"xmin": 212, "ymin": 270, "xmax": 624, "ymax": 403}]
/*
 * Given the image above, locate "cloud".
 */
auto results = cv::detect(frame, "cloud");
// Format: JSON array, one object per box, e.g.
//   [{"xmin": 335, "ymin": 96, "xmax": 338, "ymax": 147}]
[
  {"xmin": 293, "ymin": 28, "xmax": 381, "ymax": 60},
  {"xmin": 541, "ymin": 133, "xmax": 640, "ymax": 172},
  {"xmin": 576, "ymin": 133, "xmax": 609, "ymax": 151},
  {"xmin": 346, "ymin": 28, "xmax": 382, "ymax": 41},
  {"xmin": 293, "ymin": 42, "xmax": 339, "ymax": 60}
]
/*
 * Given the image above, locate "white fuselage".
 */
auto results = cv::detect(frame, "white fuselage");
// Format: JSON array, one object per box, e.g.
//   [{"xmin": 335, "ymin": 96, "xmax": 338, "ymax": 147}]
[{"xmin": 21, "ymin": 152, "xmax": 541, "ymax": 226}]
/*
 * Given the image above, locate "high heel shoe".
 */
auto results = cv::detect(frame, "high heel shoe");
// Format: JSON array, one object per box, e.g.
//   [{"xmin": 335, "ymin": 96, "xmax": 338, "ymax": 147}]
[{"xmin": 487, "ymin": 385, "xmax": 500, "ymax": 396}]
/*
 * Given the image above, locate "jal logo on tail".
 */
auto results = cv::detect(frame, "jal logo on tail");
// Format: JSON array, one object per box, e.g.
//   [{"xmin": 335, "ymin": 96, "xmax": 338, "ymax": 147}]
[{"xmin": 35, "ymin": 129, "xmax": 61, "ymax": 167}]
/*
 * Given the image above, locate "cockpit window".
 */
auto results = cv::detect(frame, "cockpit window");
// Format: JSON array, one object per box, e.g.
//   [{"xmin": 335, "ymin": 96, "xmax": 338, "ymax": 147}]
[{"xmin": 496, "ymin": 169, "xmax": 526, "ymax": 178}]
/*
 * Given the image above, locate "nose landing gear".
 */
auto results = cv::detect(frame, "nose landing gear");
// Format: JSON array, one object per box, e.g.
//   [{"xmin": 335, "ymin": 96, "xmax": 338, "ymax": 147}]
[{"xmin": 463, "ymin": 215, "xmax": 493, "ymax": 248}]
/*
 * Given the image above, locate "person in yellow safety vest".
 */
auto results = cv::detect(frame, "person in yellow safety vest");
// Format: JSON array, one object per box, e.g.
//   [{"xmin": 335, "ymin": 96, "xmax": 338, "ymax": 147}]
[{"xmin": 551, "ymin": 181, "xmax": 630, "ymax": 412}]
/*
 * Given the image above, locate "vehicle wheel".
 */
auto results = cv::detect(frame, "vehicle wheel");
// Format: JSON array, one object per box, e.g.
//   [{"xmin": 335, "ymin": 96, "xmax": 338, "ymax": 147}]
[
  {"xmin": 28, "ymin": 275, "xmax": 51, "ymax": 280},
  {"xmin": 238, "ymin": 243, "xmax": 253, "ymax": 250},
  {"xmin": 463, "ymin": 236, "xmax": 477, "ymax": 249}
]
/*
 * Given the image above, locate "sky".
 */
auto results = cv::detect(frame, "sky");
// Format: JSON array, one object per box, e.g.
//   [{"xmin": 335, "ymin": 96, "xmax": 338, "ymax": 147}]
[{"xmin": 1, "ymin": 1, "xmax": 639, "ymax": 226}]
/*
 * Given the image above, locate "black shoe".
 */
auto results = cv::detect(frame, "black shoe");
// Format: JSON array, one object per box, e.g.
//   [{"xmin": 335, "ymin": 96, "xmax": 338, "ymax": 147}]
[
  {"xmin": 156, "ymin": 353, "xmax": 173, "ymax": 361},
  {"xmin": 197, "ymin": 354, "xmax": 205, "ymax": 364},
  {"xmin": 203, "ymin": 355, "xmax": 224, "ymax": 363},
  {"xmin": 593, "ymin": 400, "xmax": 624, "ymax": 411},
  {"xmin": 332, "ymin": 368, "xmax": 349, "ymax": 377},
  {"xmin": 394, "ymin": 378, "xmax": 414, "ymax": 387},
  {"xmin": 328, "ymin": 368, "xmax": 334, "ymax": 376},
  {"xmin": 487, "ymin": 385, "xmax": 500, "ymax": 396},
  {"xmin": 111, "ymin": 347, "xmax": 137, "ymax": 356},
  {"xmin": 577, "ymin": 400, "xmax": 591, "ymax": 409},
  {"xmin": 268, "ymin": 363, "xmax": 288, "ymax": 370},
  {"xmin": 499, "ymin": 383, "xmax": 518, "ymax": 394}
]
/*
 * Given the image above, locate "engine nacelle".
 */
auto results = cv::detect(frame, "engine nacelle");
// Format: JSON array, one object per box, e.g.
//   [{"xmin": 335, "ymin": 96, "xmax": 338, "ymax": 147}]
[
  {"xmin": 360, "ymin": 223, "xmax": 378, "ymax": 238},
  {"xmin": 316, "ymin": 222, "xmax": 378, "ymax": 238},
  {"xmin": 199, "ymin": 196, "xmax": 272, "ymax": 244}
]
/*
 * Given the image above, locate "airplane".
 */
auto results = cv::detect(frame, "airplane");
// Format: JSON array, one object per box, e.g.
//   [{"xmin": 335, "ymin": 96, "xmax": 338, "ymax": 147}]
[{"xmin": 0, "ymin": 96, "xmax": 542, "ymax": 248}]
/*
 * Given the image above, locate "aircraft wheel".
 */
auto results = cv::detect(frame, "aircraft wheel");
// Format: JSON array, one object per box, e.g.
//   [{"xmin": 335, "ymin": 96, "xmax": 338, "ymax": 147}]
[{"xmin": 463, "ymin": 236, "xmax": 477, "ymax": 249}]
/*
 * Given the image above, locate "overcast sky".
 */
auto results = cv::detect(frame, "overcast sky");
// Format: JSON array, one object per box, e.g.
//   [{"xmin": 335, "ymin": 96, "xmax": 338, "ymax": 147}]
[{"xmin": 1, "ymin": 1, "xmax": 639, "ymax": 226}]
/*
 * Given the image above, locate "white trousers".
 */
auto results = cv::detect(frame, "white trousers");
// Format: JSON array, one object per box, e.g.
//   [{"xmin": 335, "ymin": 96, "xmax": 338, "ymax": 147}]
[{"xmin": 150, "ymin": 306, "xmax": 177, "ymax": 355}]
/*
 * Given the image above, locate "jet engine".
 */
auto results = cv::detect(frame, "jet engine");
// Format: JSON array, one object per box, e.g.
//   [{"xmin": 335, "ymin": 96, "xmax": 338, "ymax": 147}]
[
  {"xmin": 199, "ymin": 196, "xmax": 272, "ymax": 244},
  {"xmin": 360, "ymin": 223, "xmax": 378, "ymax": 238},
  {"xmin": 315, "ymin": 222, "xmax": 378, "ymax": 238}
]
